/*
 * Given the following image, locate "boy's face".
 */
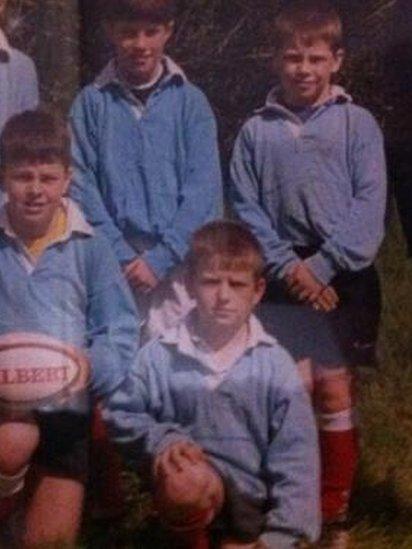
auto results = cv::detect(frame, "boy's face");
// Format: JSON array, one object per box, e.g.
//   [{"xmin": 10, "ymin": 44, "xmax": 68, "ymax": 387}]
[
  {"xmin": 190, "ymin": 259, "xmax": 266, "ymax": 335},
  {"xmin": 107, "ymin": 19, "xmax": 173, "ymax": 85},
  {"xmin": 276, "ymin": 38, "xmax": 343, "ymax": 107},
  {"xmin": 3, "ymin": 162, "xmax": 70, "ymax": 239}
]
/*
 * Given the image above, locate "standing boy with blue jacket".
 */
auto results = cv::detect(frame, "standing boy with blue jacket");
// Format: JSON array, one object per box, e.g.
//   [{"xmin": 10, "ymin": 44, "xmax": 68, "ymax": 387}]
[
  {"xmin": 230, "ymin": 1, "xmax": 386, "ymax": 545},
  {"xmin": 103, "ymin": 221, "xmax": 320, "ymax": 549},
  {"xmin": 70, "ymin": 0, "xmax": 222, "ymax": 338}
]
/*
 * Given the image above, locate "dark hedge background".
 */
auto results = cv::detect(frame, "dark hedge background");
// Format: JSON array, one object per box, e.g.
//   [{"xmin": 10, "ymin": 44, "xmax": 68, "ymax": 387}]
[{"xmin": 5, "ymin": 0, "xmax": 412, "ymax": 246}]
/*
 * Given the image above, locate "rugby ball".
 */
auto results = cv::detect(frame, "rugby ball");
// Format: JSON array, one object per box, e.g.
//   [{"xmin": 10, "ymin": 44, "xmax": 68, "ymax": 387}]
[{"xmin": 0, "ymin": 332, "xmax": 89, "ymax": 412}]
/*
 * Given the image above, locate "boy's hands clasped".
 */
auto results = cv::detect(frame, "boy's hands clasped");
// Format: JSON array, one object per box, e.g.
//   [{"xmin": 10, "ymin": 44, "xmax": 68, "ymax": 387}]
[
  {"xmin": 154, "ymin": 441, "xmax": 206, "ymax": 478},
  {"xmin": 123, "ymin": 258, "xmax": 159, "ymax": 293},
  {"xmin": 285, "ymin": 261, "xmax": 339, "ymax": 312}
]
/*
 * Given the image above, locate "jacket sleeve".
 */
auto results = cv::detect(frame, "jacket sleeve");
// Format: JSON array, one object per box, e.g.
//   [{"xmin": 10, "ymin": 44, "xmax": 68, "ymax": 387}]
[
  {"xmin": 100, "ymin": 344, "xmax": 192, "ymax": 467},
  {"xmin": 143, "ymin": 87, "xmax": 223, "ymax": 279},
  {"xmin": 69, "ymin": 90, "xmax": 138, "ymax": 265},
  {"xmin": 261, "ymin": 357, "xmax": 321, "ymax": 548},
  {"xmin": 86, "ymin": 236, "xmax": 140, "ymax": 397},
  {"xmin": 306, "ymin": 111, "xmax": 387, "ymax": 284},
  {"xmin": 229, "ymin": 122, "xmax": 300, "ymax": 281},
  {"xmin": 18, "ymin": 55, "xmax": 39, "ymax": 111}
]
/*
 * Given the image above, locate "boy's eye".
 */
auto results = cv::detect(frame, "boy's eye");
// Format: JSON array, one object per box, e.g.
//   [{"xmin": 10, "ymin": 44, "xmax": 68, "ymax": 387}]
[
  {"xmin": 144, "ymin": 26, "xmax": 160, "ymax": 37},
  {"xmin": 283, "ymin": 54, "xmax": 302, "ymax": 63},
  {"xmin": 310, "ymin": 55, "xmax": 326, "ymax": 64},
  {"xmin": 230, "ymin": 281, "xmax": 247, "ymax": 289},
  {"xmin": 40, "ymin": 175, "xmax": 58, "ymax": 184}
]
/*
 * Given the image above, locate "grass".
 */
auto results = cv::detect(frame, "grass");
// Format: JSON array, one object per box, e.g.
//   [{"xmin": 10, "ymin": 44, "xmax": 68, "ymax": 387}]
[{"xmin": 78, "ymin": 213, "xmax": 411, "ymax": 548}]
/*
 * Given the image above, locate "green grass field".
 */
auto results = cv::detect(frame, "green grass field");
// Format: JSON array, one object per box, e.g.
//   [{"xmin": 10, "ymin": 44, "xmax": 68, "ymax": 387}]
[{"xmin": 80, "ymin": 215, "xmax": 412, "ymax": 549}]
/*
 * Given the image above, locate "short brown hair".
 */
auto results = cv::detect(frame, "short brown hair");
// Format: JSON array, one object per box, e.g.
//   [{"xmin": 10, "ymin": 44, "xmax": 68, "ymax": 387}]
[
  {"xmin": 0, "ymin": 110, "xmax": 71, "ymax": 170},
  {"xmin": 187, "ymin": 221, "xmax": 265, "ymax": 280},
  {"xmin": 102, "ymin": 0, "xmax": 176, "ymax": 24},
  {"xmin": 274, "ymin": 0, "xmax": 343, "ymax": 52}
]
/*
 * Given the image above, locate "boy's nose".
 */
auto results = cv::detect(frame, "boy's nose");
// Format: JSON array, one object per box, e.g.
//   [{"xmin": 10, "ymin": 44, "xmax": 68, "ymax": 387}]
[
  {"xmin": 133, "ymin": 32, "xmax": 149, "ymax": 50},
  {"xmin": 297, "ymin": 58, "xmax": 311, "ymax": 73},
  {"xmin": 27, "ymin": 179, "xmax": 42, "ymax": 195},
  {"xmin": 217, "ymin": 282, "xmax": 230, "ymax": 301}
]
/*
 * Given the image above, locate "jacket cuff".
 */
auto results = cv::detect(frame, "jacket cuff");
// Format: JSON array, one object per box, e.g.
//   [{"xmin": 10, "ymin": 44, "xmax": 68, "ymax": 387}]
[
  {"xmin": 154, "ymin": 432, "xmax": 194, "ymax": 456},
  {"xmin": 143, "ymin": 244, "xmax": 177, "ymax": 280},
  {"xmin": 115, "ymin": 239, "xmax": 139, "ymax": 267},
  {"xmin": 260, "ymin": 531, "xmax": 300, "ymax": 548},
  {"xmin": 269, "ymin": 256, "xmax": 300, "ymax": 282},
  {"xmin": 305, "ymin": 251, "xmax": 337, "ymax": 285}
]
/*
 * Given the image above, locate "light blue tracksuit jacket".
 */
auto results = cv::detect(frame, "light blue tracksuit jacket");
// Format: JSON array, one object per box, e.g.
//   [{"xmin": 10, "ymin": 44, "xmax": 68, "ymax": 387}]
[
  {"xmin": 0, "ymin": 200, "xmax": 139, "ymax": 411},
  {"xmin": 0, "ymin": 29, "xmax": 38, "ymax": 134},
  {"xmin": 0, "ymin": 30, "xmax": 38, "ymax": 206},
  {"xmin": 69, "ymin": 57, "xmax": 222, "ymax": 280},
  {"xmin": 230, "ymin": 86, "xmax": 387, "ymax": 284},
  {"xmin": 102, "ymin": 315, "xmax": 320, "ymax": 548}
]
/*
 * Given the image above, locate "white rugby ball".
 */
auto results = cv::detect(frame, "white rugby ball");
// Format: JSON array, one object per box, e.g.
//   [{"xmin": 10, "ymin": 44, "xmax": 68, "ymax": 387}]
[{"xmin": 0, "ymin": 332, "xmax": 89, "ymax": 412}]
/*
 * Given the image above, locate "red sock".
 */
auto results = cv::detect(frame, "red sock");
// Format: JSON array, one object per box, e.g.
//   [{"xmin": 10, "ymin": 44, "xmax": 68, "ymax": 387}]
[
  {"xmin": 0, "ymin": 494, "xmax": 18, "ymax": 523},
  {"xmin": 90, "ymin": 406, "xmax": 125, "ymax": 518},
  {"xmin": 170, "ymin": 529, "xmax": 210, "ymax": 549},
  {"xmin": 320, "ymin": 428, "xmax": 359, "ymax": 523}
]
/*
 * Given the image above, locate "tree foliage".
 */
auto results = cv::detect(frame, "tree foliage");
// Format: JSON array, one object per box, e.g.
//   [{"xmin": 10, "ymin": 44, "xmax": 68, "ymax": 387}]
[{"xmin": 6, "ymin": 0, "xmax": 399, "ymax": 156}]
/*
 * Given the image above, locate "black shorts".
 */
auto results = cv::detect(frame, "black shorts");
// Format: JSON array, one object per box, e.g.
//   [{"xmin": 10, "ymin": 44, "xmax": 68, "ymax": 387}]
[
  {"xmin": 34, "ymin": 411, "xmax": 90, "ymax": 483},
  {"xmin": 258, "ymin": 262, "xmax": 381, "ymax": 367}
]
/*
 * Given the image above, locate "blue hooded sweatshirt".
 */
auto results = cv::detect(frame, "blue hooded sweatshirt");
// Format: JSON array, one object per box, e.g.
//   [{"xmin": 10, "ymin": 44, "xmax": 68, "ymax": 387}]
[
  {"xmin": 102, "ymin": 314, "xmax": 320, "ymax": 548},
  {"xmin": 69, "ymin": 57, "xmax": 222, "ymax": 280},
  {"xmin": 229, "ymin": 86, "xmax": 387, "ymax": 284},
  {"xmin": 0, "ymin": 199, "xmax": 139, "ymax": 412}
]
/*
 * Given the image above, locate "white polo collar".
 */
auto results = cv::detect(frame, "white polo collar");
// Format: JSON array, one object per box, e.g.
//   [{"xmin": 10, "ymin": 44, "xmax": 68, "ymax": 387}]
[
  {"xmin": 161, "ymin": 312, "xmax": 277, "ymax": 360},
  {"xmin": 94, "ymin": 55, "xmax": 186, "ymax": 90}
]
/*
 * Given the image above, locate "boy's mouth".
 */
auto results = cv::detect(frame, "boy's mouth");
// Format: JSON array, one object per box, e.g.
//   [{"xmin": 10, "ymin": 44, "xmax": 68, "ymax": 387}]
[{"xmin": 23, "ymin": 203, "xmax": 46, "ymax": 214}]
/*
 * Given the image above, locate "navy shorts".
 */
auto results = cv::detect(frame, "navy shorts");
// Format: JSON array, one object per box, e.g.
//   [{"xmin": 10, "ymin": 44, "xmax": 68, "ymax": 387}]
[
  {"xmin": 34, "ymin": 411, "xmax": 90, "ymax": 483},
  {"xmin": 258, "ymin": 263, "xmax": 381, "ymax": 367}
]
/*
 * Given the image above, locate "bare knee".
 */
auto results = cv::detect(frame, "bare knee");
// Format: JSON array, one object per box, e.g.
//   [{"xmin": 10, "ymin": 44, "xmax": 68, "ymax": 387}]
[
  {"xmin": 155, "ymin": 461, "xmax": 224, "ymax": 528},
  {"xmin": 0, "ymin": 420, "xmax": 39, "ymax": 475},
  {"xmin": 23, "ymin": 473, "xmax": 84, "ymax": 548},
  {"xmin": 315, "ymin": 368, "xmax": 354, "ymax": 413},
  {"xmin": 297, "ymin": 358, "xmax": 314, "ymax": 395}
]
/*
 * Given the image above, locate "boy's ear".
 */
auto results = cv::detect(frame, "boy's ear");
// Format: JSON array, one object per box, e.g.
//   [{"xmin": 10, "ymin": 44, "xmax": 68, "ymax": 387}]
[
  {"xmin": 165, "ymin": 20, "xmax": 174, "ymax": 39},
  {"xmin": 104, "ymin": 21, "xmax": 116, "ymax": 43},
  {"xmin": 63, "ymin": 166, "xmax": 72, "ymax": 195},
  {"xmin": 332, "ymin": 48, "xmax": 345, "ymax": 73},
  {"xmin": 185, "ymin": 270, "xmax": 195, "ymax": 299},
  {"xmin": 253, "ymin": 276, "xmax": 267, "ymax": 307}
]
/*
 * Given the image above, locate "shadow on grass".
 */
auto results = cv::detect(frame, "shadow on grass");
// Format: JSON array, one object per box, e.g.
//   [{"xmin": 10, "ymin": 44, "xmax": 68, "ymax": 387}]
[{"xmin": 351, "ymin": 468, "xmax": 412, "ymax": 536}]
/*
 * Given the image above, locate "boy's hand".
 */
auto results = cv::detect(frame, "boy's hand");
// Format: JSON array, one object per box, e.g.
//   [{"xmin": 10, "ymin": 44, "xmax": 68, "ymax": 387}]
[
  {"xmin": 285, "ymin": 262, "xmax": 323, "ymax": 303},
  {"xmin": 123, "ymin": 258, "xmax": 159, "ymax": 293},
  {"xmin": 312, "ymin": 285, "xmax": 339, "ymax": 312},
  {"xmin": 154, "ymin": 441, "xmax": 206, "ymax": 479}
]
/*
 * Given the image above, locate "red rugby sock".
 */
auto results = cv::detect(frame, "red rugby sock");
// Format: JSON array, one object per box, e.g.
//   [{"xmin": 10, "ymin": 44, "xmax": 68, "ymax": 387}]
[
  {"xmin": 320, "ymin": 428, "xmax": 359, "ymax": 523},
  {"xmin": 0, "ymin": 494, "xmax": 18, "ymax": 523}
]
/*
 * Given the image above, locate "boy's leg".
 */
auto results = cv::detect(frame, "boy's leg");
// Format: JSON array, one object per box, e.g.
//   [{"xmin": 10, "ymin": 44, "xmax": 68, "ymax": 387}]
[
  {"xmin": 26, "ymin": 410, "xmax": 88, "ymax": 545},
  {"xmin": 90, "ymin": 404, "xmax": 125, "ymax": 519},
  {"xmin": 155, "ymin": 459, "xmax": 224, "ymax": 548},
  {"xmin": 0, "ymin": 420, "xmax": 39, "ymax": 522},
  {"xmin": 314, "ymin": 366, "xmax": 358, "ymax": 524},
  {"xmin": 23, "ymin": 468, "xmax": 84, "ymax": 547}
]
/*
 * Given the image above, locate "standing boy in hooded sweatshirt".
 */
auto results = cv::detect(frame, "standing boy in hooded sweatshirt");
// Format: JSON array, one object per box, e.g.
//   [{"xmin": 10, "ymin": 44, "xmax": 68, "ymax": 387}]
[
  {"xmin": 70, "ymin": 0, "xmax": 222, "ymax": 339},
  {"xmin": 230, "ymin": 1, "xmax": 386, "ymax": 545}
]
